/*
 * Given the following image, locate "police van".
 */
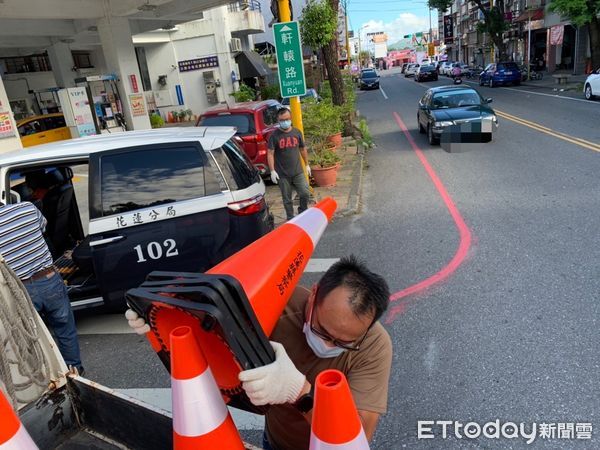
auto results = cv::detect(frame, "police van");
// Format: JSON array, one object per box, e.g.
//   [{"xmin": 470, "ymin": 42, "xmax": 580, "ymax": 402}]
[{"xmin": 0, "ymin": 128, "xmax": 274, "ymax": 311}]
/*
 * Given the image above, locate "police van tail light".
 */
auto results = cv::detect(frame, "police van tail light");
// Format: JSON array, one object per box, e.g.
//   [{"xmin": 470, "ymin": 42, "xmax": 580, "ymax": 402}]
[{"xmin": 227, "ymin": 194, "xmax": 266, "ymax": 216}]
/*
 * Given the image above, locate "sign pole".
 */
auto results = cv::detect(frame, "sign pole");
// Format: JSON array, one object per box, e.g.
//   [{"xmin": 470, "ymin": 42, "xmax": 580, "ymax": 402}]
[
  {"xmin": 277, "ymin": 1, "xmax": 303, "ymax": 136},
  {"xmin": 276, "ymin": 0, "xmax": 311, "ymax": 190}
]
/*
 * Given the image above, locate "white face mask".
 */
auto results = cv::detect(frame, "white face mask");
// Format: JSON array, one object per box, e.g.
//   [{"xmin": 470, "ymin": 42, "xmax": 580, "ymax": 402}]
[{"xmin": 303, "ymin": 322, "xmax": 346, "ymax": 358}]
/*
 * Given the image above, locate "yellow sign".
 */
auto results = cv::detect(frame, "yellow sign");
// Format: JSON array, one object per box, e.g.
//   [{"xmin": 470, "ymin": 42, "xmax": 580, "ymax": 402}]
[
  {"xmin": 428, "ymin": 43, "xmax": 435, "ymax": 56},
  {"xmin": 129, "ymin": 94, "xmax": 147, "ymax": 117},
  {"xmin": 0, "ymin": 111, "xmax": 15, "ymax": 139}
]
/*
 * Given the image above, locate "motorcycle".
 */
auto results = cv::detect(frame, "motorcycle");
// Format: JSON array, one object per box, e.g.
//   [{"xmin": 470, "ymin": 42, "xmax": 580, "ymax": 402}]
[{"xmin": 451, "ymin": 67, "xmax": 463, "ymax": 84}]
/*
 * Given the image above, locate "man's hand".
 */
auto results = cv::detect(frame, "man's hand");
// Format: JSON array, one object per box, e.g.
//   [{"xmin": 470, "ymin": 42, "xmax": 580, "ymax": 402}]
[
  {"xmin": 239, "ymin": 341, "xmax": 306, "ymax": 406},
  {"xmin": 125, "ymin": 309, "xmax": 150, "ymax": 335},
  {"xmin": 270, "ymin": 170, "xmax": 280, "ymax": 184},
  {"xmin": 305, "ymin": 165, "xmax": 311, "ymax": 177}
]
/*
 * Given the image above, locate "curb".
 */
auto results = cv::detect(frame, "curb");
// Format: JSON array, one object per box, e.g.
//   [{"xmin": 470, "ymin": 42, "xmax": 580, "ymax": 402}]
[{"xmin": 335, "ymin": 145, "xmax": 366, "ymax": 218}]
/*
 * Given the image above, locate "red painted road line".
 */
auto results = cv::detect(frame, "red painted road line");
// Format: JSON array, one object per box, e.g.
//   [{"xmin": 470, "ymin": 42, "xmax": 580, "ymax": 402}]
[{"xmin": 385, "ymin": 112, "xmax": 473, "ymax": 324}]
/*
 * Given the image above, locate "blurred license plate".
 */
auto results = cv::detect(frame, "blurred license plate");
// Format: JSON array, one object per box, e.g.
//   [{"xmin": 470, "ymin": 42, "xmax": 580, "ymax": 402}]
[{"xmin": 505, "ymin": 71, "xmax": 512, "ymax": 75}]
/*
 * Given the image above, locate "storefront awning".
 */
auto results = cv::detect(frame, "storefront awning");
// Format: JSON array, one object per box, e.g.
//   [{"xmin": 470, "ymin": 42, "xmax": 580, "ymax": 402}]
[
  {"xmin": 235, "ymin": 50, "xmax": 271, "ymax": 78},
  {"xmin": 515, "ymin": 8, "xmax": 544, "ymax": 22}
]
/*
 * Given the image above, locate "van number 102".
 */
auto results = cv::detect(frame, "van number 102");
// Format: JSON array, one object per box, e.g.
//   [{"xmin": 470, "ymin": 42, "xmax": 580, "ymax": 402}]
[{"xmin": 134, "ymin": 239, "xmax": 179, "ymax": 263}]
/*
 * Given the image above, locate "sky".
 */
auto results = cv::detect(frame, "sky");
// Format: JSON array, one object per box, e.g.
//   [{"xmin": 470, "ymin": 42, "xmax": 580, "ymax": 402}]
[{"xmin": 347, "ymin": 0, "xmax": 436, "ymax": 45}]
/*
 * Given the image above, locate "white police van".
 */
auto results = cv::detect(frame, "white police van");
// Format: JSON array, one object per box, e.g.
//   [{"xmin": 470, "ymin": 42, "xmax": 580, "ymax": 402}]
[{"xmin": 0, "ymin": 128, "xmax": 274, "ymax": 311}]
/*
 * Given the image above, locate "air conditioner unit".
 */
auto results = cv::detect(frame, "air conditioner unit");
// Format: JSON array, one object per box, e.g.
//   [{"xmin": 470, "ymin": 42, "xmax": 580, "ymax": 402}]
[{"xmin": 230, "ymin": 38, "xmax": 242, "ymax": 53}]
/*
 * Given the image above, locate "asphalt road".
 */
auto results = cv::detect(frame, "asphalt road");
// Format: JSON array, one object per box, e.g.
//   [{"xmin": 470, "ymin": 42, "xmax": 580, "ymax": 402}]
[{"xmin": 73, "ymin": 68, "xmax": 599, "ymax": 449}]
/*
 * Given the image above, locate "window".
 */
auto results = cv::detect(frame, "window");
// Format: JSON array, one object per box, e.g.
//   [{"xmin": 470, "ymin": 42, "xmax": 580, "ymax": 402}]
[
  {"xmin": 72, "ymin": 51, "xmax": 94, "ymax": 69},
  {"xmin": 209, "ymin": 147, "xmax": 240, "ymax": 191},
  {"xmin": 198, "ymin": 114, "xmax": 255, "ymax": 135},
  {"xmin": 42, "ymin": 116, "xmax": 66, "ymax": 130},
  {"xmin": 99, "ymin": 146, "xmax": 221, "ymax": 216},
  {"xmin": 2, "ymin": 53, "xmax": 51, "ymax": 74},
  {"xmin": 18, "ymin": 120, "xmax": 44, "ymax": 136},
  {"xmin": 262, "ymin": 106, "xmax": 279, "ymax": 125},
  {"xmin": 222, "ymin": 140, "xmax": 259, "ymax": 189}
]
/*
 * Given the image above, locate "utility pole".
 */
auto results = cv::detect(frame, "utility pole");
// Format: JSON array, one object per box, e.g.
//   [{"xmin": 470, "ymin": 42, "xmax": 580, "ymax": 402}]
[
  {"xmin": 343, "ymin": 0, "xmax": 351, "ymax": 68},
  {"xmin": 527, "ymin": 0, "xmax": 531, "ymax": 80}
]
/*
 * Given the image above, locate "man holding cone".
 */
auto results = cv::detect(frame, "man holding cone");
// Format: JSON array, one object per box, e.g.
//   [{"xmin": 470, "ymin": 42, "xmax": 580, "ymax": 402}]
[{"xmin": 238, "ymin": 256, "xmax": 392, "ymax": 449}]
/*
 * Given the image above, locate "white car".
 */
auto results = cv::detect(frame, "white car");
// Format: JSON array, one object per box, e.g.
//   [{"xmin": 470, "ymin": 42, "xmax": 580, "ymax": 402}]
[
  {"xmin": 404, "ymin": 64, "xmax": 420, "ymax": 77},
  {"xmin": 440, "ymin": 62, "xmax": 454, "ymax": 76},
  {"xmin": 584, "ymin": 68, "xmax": 600, "ymax": 100}
]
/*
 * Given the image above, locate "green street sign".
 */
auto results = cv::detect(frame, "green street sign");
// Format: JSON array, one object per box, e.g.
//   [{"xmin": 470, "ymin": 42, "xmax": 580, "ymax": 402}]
[{"xmin": 273, "ymin": 21, "xmax": 306, "ymax": 98}]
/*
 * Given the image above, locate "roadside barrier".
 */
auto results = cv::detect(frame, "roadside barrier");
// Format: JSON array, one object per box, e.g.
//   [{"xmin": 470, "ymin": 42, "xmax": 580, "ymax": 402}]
[
  {"xmin": 310, "ymin": 370, "xmax": 370, "ymax": 450},
  {"xmin": 170, "ymin": 326, "xmax": 244, "ymax": 450},
  {"xmin": 0, "ymin": 389, "xmax": 38, "ymax": 449}
]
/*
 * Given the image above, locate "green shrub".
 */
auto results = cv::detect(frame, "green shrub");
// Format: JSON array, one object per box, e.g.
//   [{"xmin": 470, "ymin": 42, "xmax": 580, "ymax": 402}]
[
  {"xmin": 231, "ymin": 84, "xmax": 256, "ymax": 102},
  {"xmin": 358, "ymin": 118, "xmax": 374, "ymax": 149},
  {"xmin": 150, "ymin": 113, "xmax": 164, "ymax": 128},
  {"xmin": 260, "ymin": 84, "xmax": 281, "ymax": 100}
]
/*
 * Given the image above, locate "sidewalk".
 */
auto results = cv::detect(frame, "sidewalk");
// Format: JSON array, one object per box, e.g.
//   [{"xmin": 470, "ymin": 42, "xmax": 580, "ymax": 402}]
[
  {"xmin": 520, "ymin": 71, "xmax": 588, "ymax": 93},
  {"xmin": 265, "ymin": 137, "xmax": 365, "ymax": 226}
]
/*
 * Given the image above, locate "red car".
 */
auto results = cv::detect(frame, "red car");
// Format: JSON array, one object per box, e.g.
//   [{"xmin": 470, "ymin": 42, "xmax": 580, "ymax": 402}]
[{"xmin": 197, "ymin": 100, "xmax": 283, "ymax": 175}]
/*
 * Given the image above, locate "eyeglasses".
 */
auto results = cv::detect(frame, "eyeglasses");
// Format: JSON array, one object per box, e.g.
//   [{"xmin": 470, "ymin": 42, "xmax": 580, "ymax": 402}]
[{"xmin": 309, "ymin": 300, "xmax": 371, "ymax": 351}]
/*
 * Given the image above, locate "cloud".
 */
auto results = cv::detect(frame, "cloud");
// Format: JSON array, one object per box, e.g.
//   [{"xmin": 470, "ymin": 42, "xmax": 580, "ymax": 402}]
[{"xmin": 360, "ymin": 13, "xmax": 431, "ymax": 45}]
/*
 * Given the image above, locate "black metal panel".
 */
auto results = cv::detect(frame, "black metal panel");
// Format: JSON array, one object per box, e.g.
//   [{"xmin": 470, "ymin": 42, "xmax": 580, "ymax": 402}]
[{"xmin": 69, "ymin": 377, "xmax": 172, "ymax": 450}]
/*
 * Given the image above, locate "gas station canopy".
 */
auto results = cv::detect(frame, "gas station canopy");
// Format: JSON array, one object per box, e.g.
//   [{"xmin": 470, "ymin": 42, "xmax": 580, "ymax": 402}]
[{"xmin": 0, "ymin": 0, "xmax": 233, "ymax": 53}]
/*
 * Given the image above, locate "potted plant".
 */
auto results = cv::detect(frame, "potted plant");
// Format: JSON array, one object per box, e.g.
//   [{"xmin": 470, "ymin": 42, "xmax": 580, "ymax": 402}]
[
  {"xmin": 303, "ymin": 100, "xmax": 343, "ymax": 150},
  {"xmin": 185, "ymin": 109, "xmax": 193, "ymax": 121},
  {"xmin": 309, "ymin": 139, "xmax": 341, "ymax": 187}
]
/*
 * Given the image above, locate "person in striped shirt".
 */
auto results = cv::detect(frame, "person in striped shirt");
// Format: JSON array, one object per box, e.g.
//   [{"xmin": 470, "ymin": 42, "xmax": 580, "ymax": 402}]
[{"xmin": 0, "ymin": 201, "xmax": 82, "ymax": 374}]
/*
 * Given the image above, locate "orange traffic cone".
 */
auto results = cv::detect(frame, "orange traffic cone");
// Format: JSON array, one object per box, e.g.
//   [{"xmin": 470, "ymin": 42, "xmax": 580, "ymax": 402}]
[
  {"xmin": 310, "ymin": 370, "xmax": 369, "ymax": 449},
  {"xmin": 140, "ymin": 197, "xmax": 337, "ymax": 394},
  {"xmin": 170, "ymin": 325, "xmax": 245, "ymax": 450},
  {"xmin": 0, "ymin": 390, "xmax": 38, "ymax": 449},
  {"xmin": 209, "ymin": 196, "xmax": 337, "ymax": 336}
]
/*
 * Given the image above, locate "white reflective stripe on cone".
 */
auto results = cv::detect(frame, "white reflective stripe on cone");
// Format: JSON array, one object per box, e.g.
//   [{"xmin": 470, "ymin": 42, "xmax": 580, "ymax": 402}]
[
  {"xmin": 309, "ymin": 429, "xmax": 369, "ymax": 450},
  {"xmin": 288, "ymin": 207, "xmax": 328, "ymax": 248},
  {"xmin": 171, "ymin": 369, "xmax": 228, "ymax": 437},
  {"xmin": 0, "ymin": 425, "xmax": 38, "ymax": 450}
]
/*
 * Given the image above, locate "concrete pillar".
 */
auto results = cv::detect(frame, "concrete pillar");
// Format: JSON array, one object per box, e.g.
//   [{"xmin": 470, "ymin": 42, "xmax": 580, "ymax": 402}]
[
  {"xmin": 211, "ymin": 7, "xmax": 240, "ymax": 104},
  {"xmin": 46, "ymin": 42, "xmax": 77, "ymax": 88},
  {"xmin": 0, "ymin": 75, "xmax": 23, "ymax": 153},
  {"xmin": 97, "ymin": 16, "xmax": 151, "ymax": 130}
]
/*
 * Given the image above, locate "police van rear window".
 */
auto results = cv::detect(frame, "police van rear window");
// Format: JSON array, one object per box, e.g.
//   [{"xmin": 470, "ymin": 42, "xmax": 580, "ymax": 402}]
[{"xmin": 99, "ymin": 146, "xmax": 221, "ymax": 216}]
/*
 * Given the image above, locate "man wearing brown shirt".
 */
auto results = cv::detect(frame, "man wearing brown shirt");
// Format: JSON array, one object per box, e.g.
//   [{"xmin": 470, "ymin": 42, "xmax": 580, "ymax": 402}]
[{"xmin": 239, "ymin": 256, "xmax": 392, "ymax": 449}]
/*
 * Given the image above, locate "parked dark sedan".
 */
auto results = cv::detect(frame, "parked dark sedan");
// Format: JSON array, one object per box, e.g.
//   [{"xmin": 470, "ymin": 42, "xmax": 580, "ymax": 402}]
[
  {"xmin": 417, "ymin": 86, "xmax": 498, "ymax": 145},
  {"xmin": 415, "ymin": 65, "xmax": 438, "ymax": 82},
  {"xmin": 359, "ymin": 70, "xmax": 380, "ymax": 90}
]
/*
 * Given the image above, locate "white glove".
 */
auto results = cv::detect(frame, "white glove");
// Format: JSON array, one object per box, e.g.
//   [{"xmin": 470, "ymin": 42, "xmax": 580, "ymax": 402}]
[
  {"xmin": 270, "ymin": 170, "xmax": 280, "ymax": 184},
  {"xmin": 239, "ymin": 341, "xmax": 306, "ymax": 406},
  {"xmin": 305, "ymin": 165, "xmax": 311, "ymax": 177},
  {"xmin": 125, "ymin": 309, "xmax": 151, "ymax": 335}
]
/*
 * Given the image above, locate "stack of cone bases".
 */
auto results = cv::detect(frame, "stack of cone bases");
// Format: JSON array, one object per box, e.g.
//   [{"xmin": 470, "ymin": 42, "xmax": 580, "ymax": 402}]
[
  {"xmin": 170, "ymin": 325, "xmax": 244, "ymax": 450},
  {"xmin": 310, "ymin": 370, "xmax": 370, "ymax": 449},
  {"xmin": 0, "ymin": 389, "xmax": 38, "ymax": 449},
  {"xmin": 126, "ymin": 197, "xmax": 337, "ymax": 397}
]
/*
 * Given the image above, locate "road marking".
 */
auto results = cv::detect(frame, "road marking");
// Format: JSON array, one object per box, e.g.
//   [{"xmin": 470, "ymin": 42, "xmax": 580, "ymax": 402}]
[
  {"xmin": 117, "ymin": 388, "xmax": 264, "ymax": 430},
  {"xmin": 380, "ymin": 87, "xmax": 389, "ymax": 100},
  {"xmin": 496, "ymin": 109, "xmax": 600, "ymax": 153},
  {"xmin": 386, "ymin": 112, "xmax": 473, "ymax": 324},
  {"xmin": 462, "ymin": 80, "xmax": 598, "ymax": 105}
]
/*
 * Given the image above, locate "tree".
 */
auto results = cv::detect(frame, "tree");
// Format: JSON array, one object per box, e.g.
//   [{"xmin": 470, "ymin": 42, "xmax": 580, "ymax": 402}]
[
  {"xmin": 300, "ymin": 0, "xmax": 345, "ymax": 106},
  {"xmin": 549, "ymin": 0, "xmax": 600, "ymax": 70},
  {"xmin": 428, "ymin": 0, "xmax": 509, "ymax": 61}
]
